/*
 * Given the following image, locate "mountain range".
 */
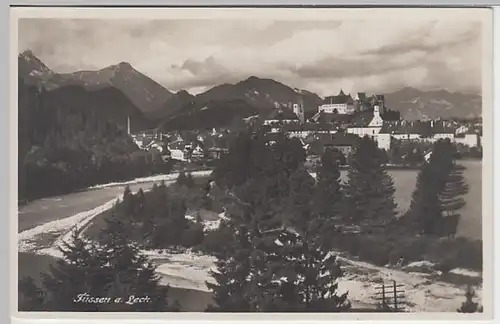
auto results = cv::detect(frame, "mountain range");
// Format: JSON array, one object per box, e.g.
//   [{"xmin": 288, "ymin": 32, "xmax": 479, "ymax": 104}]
[{"xmin": 18, "ymin": 50, "xmax": 482, "ymax": 131}]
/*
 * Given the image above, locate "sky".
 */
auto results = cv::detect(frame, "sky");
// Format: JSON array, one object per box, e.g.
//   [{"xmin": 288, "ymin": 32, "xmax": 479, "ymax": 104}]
[{"xmin": 18, "ymin": 17, "xmax": 483, "ymax": 97}]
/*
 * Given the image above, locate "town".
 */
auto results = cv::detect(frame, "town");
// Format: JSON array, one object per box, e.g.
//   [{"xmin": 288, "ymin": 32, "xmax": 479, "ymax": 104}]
[{"xmin": 131, "ymin": 89, "xmax": 483, "ymax": 168}]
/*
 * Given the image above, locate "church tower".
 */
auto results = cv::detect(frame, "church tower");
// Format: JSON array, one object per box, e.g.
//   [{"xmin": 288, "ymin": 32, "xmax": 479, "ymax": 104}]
[{"xmin": 293, "ymin": 98, "xmax": 305, "ymax": 124}]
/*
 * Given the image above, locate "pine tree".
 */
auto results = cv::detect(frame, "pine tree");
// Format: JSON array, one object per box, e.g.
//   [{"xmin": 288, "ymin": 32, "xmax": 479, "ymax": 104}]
[
  {"xmin": 404, "ymin": 139, "xmax": 465, "ymax": 236},
  {"xmin": 438, "ymin": 164, "xmax": 468, "ymax": 237},
  {"xmin": 268, "ymin": 230, "xmax": 351, "ymax": 312},
  {"xmin": 121, "ymin": 185, "xmax": 135, "ymax": 220},
  {"xmin": 284, "ymin": 168, "xmax": 316, "ymax": 230},
  {"xmin": 30, "ymin": 214, "xmax": 179, "ymax": 311},
  {"xmin": 206, "ymin": 224, "xmax": 254, "ymax": 312},
  {"xmin": 404, "ymin": 162, "xmax": 443, "ymax": 235},
  {"xmin": 314, "ymin": 148, "xmax": 343, "ymax": 235},
  {"xmin": 185, "ymin": 172, "xmax": 195, "ymax": 188},
  {"xmin": 136, "ymin": 188, "xmax": 147, "ymax": 215},
  {"xmin": 343, "ymin": 136, "xmax": 397, "ymax": 227},
  {"xmin": 39, "ymin": 229, "xmax": 110, "ymax": 311},
  {"xmin": 457, "ymin": 285, "xmax": 483, "ymax": 313},
  {"xmin": 208, "ymin": 167, "xmax": 350, "ymax": 312},
  {"xmin": 176, "ymin": 171, "xmax": 188, "ymax": 187},
  {"xmin": 96, "ymin": 212, "xmax": 176, "ymax": 311}
]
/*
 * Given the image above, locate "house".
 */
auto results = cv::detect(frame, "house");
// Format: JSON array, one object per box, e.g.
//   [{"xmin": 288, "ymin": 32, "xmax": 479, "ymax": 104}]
[
  {"xmin": 318, "ymin": 90, "xmax": 356, "ymax": 115},
  {"xmin": 170, "ymin": 149, "xmax": 187, "ymax": 161},
  {"xmin": 282, "ymin": 123, "xmax": 337, "ymax": 139},
  {"xmin": 263, "ymin": 109, "xmax": 300, "ymax": 126},
  {"xmin": 145, "ymin": 139, "xmax": 166, "ymax": 153}
]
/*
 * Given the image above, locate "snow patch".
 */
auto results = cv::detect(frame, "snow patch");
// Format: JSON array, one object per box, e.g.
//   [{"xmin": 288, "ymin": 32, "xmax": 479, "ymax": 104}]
[
  {"xmin": 145, "ymin": 249, "xmax": 218, "ymax": 292},
  {"xmin": 450, "ymin": 268, "xmax": 482, "ymax": 278},
  {"xmin": 403, "ymin": 260, "xmax": 436, "ymax": 274}
]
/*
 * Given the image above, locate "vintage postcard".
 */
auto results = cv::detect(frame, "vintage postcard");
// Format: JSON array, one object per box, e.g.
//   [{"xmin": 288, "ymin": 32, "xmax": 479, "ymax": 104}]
[{"xmin": 11, "ymin": 6, "xmax": 493, "ymax": 321}]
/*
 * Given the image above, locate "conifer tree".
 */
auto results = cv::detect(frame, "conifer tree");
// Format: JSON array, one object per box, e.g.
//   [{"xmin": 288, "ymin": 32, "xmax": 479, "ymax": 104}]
[
  {"xmin": 136, "ymin": 188, "xmax": 147, "ymax": 215},
  {"xmin": 185, "ymin": 172, "xmax": 195, "ymax": 188},
  {"xmin": 343, "ymin": 136, "xmax": 397, "ymax": 226},
  {"xmin": 206, "ymin": 225, "xmax": 254, "ymax": 312},
  {"xmin": 121, "ymin": 185, "xmax": 135, "ymax": 220},
  {"xmin": 314, "ymin": 148, "xmax": 343, "ymax": 233},
  {"xmin": 39, "ymin": 229, "xmax": 110, "ymax": 311},
  {"xmin": 404, "ymin": 162, "xmax": 443, "ymax": 235},
  {"xmin": 27, "ymin": 214, "xmax": 179, "ymax": 311},
  {"xmin": 208, "ymin": 166, "xmax": 350, "ymax": 312},
  {"xmin": 96, "ymin": 212, "xmax": 175, "ymax": 311},
  {"xmin": 405, "ymin": 139, "xmax": 466, "ymax": 236},
  {"xmin": 267, "ymin": 229, "xmax": 351, "ymax": 312},
  {"xmin": 176, "ymin": 171, "xmax": 188, "ymax": 186}
]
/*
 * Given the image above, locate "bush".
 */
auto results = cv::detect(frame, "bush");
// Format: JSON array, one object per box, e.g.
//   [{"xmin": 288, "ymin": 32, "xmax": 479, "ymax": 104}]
[
  {"xmin": 193, "ymin": 222, "xmax": 233, "ymax": 256},
  {"xmin": 330, "ymin": 232, "xmax": 483, "ymax": 271}
]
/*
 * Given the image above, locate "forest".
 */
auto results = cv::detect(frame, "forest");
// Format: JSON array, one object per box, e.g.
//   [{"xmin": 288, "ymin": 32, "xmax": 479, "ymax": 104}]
[{"xmin": 18, "ymin": 79, "xmax": 170, "ymax": 201}]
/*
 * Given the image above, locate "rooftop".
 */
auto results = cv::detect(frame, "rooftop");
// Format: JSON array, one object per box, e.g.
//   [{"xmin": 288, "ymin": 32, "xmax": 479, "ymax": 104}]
[{"xmin": 324, "ymin": 132, "xmax": 360, "ymax": 147}]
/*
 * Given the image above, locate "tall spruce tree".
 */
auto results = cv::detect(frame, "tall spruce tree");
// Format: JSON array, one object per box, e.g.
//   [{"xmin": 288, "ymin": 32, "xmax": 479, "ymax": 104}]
[
  {"xmin": 26, "ymin": 214, "xmax": 178, "ymax": 311},
  {"xmin": 343, "ymin": 136, "xmax": 397, "ymax": 227},
  {"xmin": 208, "ymin": 139, "xmax": 350, "ymax": 312},
  {"xmin": 405, "ymin": 139, "xmax": 465, "ymax": 236},
  {"xmin": 36, "ymin": 229, "xmax": 112, "ymax": 311},
  {"xmin": 314, "ymin": 148, "xmax": 343, "ymax": 237}
]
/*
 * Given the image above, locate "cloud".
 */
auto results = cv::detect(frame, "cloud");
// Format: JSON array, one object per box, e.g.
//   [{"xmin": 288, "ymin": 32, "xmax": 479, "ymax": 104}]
[{"xmin": 18, "ymin": 16, "xmax": 483, "ymax": 97}]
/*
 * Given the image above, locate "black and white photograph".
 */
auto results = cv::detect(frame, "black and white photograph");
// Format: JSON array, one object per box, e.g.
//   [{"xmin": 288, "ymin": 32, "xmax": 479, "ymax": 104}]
[{"xmin": 13, "ymin": 7, "xmax": 492, "ymax": 317}]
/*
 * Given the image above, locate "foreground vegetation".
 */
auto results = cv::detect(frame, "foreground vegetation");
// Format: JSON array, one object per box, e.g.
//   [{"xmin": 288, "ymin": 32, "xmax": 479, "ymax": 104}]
[{"xmin": 19, "ymin": 130, "xmax": 482, "ymax": 312}]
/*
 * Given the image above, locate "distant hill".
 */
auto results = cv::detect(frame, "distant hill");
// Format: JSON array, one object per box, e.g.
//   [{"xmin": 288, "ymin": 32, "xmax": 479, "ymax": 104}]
[
  {"xmin": 18, "ymin": 76, "xmax": 151, "ymax": 134},
  {"xmin": 195, "ymin": 76, "xmax": 323, "ymax": 113},
  {"xmin": 150, "ymin": 90, "xmax": 196, "ymax": 120},
  {"xmin": 18, "ymin": 51, "xmax": 482, "ymax": 125},
  {"xmin": 384, "ymin": 87, "xmax": 482, "ymax": 121},
  {"xmin": 158, "ymin": 98, "xmax": 261, "ymax": 132},
  {"xmin": 18, "ymin": 50, "xmax": 173, "ymax": 117},
  {"xmin": 154, "ymin": 76, "xmax": 323, "ymax": 131}
]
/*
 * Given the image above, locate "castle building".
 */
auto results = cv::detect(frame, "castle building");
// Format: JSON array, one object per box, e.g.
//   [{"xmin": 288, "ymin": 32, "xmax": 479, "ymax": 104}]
[{"xmin": 317, "ymin": 90, "xmax": 356, "ymax": 115}]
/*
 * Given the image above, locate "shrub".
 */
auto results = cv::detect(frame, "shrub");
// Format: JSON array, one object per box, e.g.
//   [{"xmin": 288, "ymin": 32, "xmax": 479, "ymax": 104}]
[{"xmin": 330, "ymin": 232, "xmax": 483, "ymax": 272}]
